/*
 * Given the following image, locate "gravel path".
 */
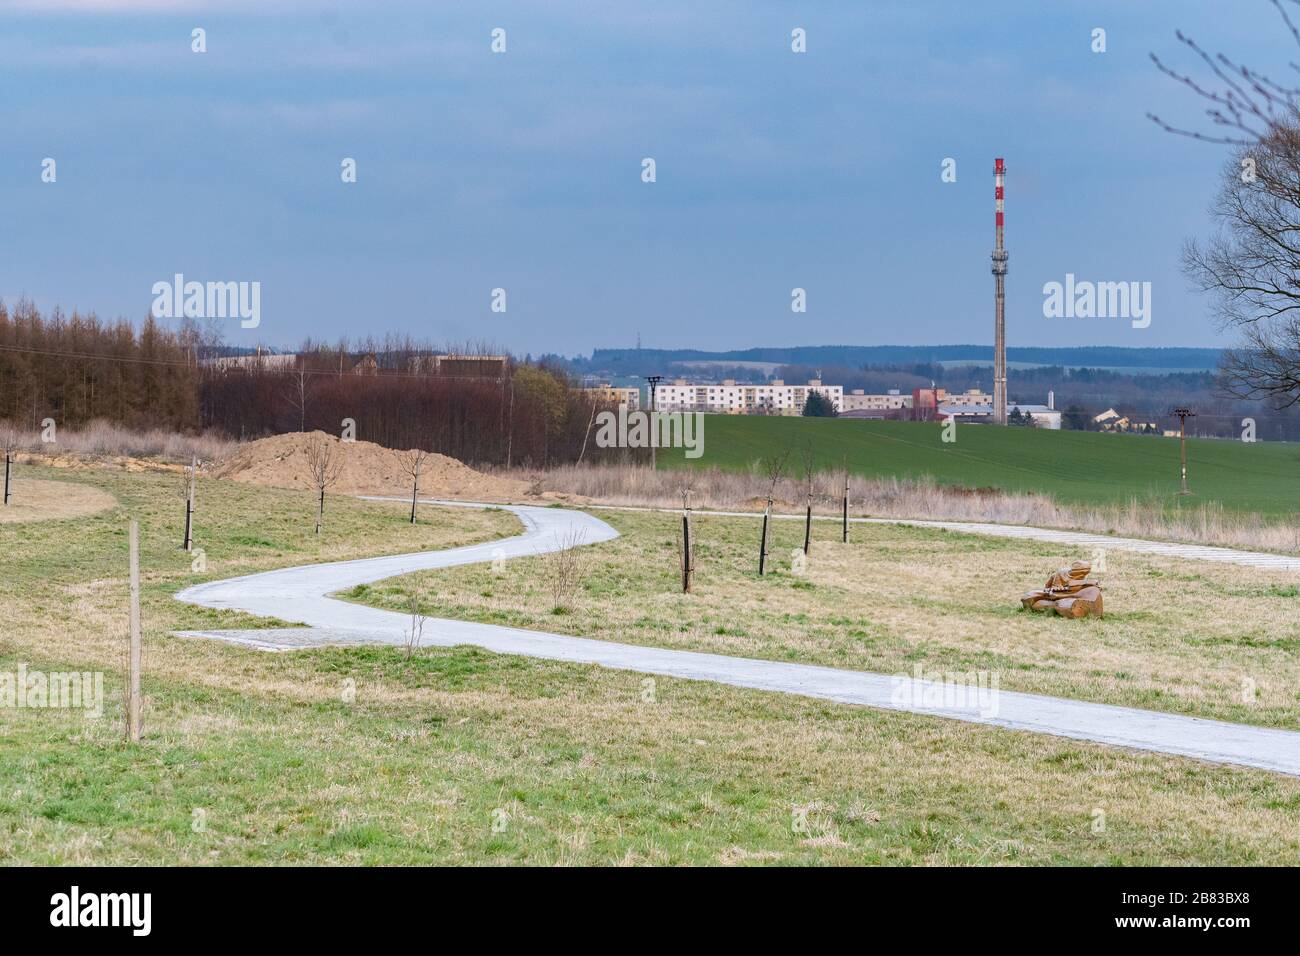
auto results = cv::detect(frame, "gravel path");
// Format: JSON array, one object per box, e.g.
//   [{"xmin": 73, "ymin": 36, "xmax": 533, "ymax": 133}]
[{"xmin": 174, "ymin": 500, "xmax": 1300, "ymax": 776}]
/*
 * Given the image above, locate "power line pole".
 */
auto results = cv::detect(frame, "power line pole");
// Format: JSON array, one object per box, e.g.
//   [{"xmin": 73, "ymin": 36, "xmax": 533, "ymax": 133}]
[
  {"xmin": 1171, "ymin": 407, "xmax": 1196, "ymax": 495},
  {"xmin": 644, "ymin": 375, "xmax": 663, "ymax": 470}
]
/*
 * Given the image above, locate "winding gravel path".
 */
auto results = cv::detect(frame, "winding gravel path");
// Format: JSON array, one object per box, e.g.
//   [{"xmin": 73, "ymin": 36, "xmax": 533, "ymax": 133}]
[{"xmin": 175, "ymin": 501, "xmax": 1300, "ymax": 777}]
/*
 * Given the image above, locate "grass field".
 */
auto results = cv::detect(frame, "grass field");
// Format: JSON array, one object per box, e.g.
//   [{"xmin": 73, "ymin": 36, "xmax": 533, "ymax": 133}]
[
  {"xmin": 356, "ymin": 508, "xmax": 1300, "ymax": 730},
  {"xmin": 659, "ymin": 417, "xmax": 1300, "ymax": 516},
  {"xmin": 3, "ymin": 463, "xmax": 1300, "ymax": 865}
]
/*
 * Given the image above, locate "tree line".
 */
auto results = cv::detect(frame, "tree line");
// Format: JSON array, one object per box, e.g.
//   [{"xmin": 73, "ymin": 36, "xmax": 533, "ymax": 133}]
[{"xmin": 0, "ymin": 300, "xmax": 618, "ymax": 467}]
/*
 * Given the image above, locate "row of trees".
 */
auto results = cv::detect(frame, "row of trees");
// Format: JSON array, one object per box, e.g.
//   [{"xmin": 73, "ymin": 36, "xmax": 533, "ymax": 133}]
[
  {"xmin": 203, "ymin": 360, "xmax": 604, "ymax": 468},
  {"xmin": 0, "ymin": 299, "xmax": 202, "ymax": 431},
  {"xmin": 0, "ymin": 300, "xmax": 620, "ymax": 468}
]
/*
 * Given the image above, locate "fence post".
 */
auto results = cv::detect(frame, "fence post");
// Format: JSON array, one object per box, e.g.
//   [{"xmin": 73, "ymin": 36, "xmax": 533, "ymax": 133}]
[
  {"xmin": 127, "ymin": 520, "xmax": 142, "ymax": 743},
  {"xmin": 183, "ymin": 456, "xmax": 195, "ymax": 551},
  {"xmin": 681, "ymin": 491, "xmax": 693, "ymax": 593}
]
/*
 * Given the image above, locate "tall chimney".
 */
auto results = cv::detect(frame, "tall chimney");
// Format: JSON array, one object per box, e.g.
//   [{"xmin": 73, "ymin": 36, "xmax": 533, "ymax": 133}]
[{"xmin": 992, "ymin": 158, "xmax": 1008, "ymax": 425}]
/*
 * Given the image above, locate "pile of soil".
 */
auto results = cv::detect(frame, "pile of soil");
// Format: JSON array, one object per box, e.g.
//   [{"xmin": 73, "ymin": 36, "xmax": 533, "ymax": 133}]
[{"xmin": 210, "ymin": 431, "xmax": 538, "ymax": 502}]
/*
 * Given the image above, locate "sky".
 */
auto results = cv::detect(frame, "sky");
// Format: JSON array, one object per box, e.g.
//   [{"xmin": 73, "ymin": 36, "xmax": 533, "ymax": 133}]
[{"xmin": 0, "ymin": 0, "xmax": 1287, "ymax": 355}]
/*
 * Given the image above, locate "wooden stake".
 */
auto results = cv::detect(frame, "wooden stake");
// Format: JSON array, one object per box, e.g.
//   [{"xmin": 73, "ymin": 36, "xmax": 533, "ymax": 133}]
[
  {"xmin": 759, "ymin": 504, "xmax": 770, "ymax": 576},
  {"xmin": 681, "ymin": 491, "xmax": 693, "ymax": 593},
  {"xmin": 803, "ymin": 500, "xmax": 812, "ymax": 555},
  {"xmin": 3, "ymin": 452, "xmax": 10, "ymax": 506},
  {"xmin": 127, "ymin": 520, "xmax": 142, "ymax": 743},
  {"xmin": 842, "ymin": 472, "xmax": 849, "ymax": 543},
  {"xmin": 183, "ymin": 456, "xmax": 195, "ymax": 551}
]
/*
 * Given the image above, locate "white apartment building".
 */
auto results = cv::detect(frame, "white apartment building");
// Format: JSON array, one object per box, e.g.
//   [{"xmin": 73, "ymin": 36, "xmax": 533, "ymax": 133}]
[
  {"xmin": 841, "ymin": 389, "xmax": 912, "ymax": 412},
  {"xmin": 654, "ymin": 378, "xmax": 843, "ymax": 415}
]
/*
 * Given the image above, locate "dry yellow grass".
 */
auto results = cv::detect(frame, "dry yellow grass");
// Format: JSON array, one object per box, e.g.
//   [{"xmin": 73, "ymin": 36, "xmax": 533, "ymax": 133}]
[
  {"xmin": 0, "ymin": 478, "xmax": 117, "ymax": 524},
  {"xmin": 360, "ymin": 508, "xmax": 1300, "ymax": 729},
  {"xmin": 514, "ymin": 462, "xmax": 1300, "ymax": 555}
]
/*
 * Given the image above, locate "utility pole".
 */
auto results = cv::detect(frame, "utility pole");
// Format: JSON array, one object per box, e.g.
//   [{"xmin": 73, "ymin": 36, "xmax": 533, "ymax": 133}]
[
  {"xmin": 644, "ymin": 375, "xmax": 663, "ymax": 470},
  {"xmin": 1171, "ymin": 407, "xmax": 1196, "ymax": 495}
]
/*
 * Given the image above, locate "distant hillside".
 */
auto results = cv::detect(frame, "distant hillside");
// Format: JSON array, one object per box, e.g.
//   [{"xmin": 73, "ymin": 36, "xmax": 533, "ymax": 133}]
[{"xmin": 585, "ymin": 345, "xmax": 1221, "ymax": 372}]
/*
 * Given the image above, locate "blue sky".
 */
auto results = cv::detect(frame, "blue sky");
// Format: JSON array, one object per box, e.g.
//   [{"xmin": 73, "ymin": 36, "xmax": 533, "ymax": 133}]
[{"xmin": 0, "ymin": 0, "xmax": 1284, "ymax": 355}]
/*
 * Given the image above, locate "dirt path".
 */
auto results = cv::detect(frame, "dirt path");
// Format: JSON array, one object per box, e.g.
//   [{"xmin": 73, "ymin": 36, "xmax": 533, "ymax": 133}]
[{"xmin": 174, "ymin": 500, "xmax": 1300, "ymax": 777}]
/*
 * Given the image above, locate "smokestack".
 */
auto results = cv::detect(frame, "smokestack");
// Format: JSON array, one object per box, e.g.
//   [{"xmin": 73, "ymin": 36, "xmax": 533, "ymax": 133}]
[
  {"xmin": 992, "ymin": 158, "xmax": 1008, "ymax": 425},
  {"xmin": 1048, "ymin": 389, "xmax": 1054, "ymax": 411}
]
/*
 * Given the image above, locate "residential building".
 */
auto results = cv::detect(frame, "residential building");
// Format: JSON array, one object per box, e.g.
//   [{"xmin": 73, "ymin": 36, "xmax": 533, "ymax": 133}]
[
  {"xmin": 1095, "ymin": 408, "xmax": 1160, "ymax": 434},
  {"xmin": 654, "ymin": 378, "xmax": 843, "ymax": 415},
  {"xmin": 841, "ymin": 389, "xmax": 913, "ymax": 412},
  {"xmin": 582, "ymin": 383, "xmax": 640, "ymax": 411},
  {"xmin": 945, "ymin": 389, "xmax": 993, "ymax": 407}
]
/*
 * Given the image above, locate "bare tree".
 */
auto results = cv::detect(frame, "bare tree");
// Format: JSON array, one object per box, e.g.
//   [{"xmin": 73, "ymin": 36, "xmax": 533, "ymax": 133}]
[
  {"xmin": 801, "ymin": 443, "xmax": 816, "ymax": 555},
  {"xmin": 577, "ymin": 393, "xmax": 599, "ymax": 465},
  {"xmin": 538, "ymin": 528, "xmax": 586, "ymax": 614},
  {"xmin": 396, "ymin": 447, "xmax": 430, "ymax": 523},
  {"xmin": 1, "ymin": 424, "xmax": 17, "ymax": 507},
  {"xmin": 758, "ymin": 450, "xmax": 789, "ymax": 575},
  {"xmin": 177, "ymin": 454, "xmax": 198, "ymax": 550},
  {"xmin": 1152, "ymin": 3, "xmax": 1300, "ymax": 403},
  {"xmin": 839, "ymin": 460, "xmax": 851, "ymax": 544},
  {"xmin": 679, "ymin": 472, "xmax": 696, "ymax": 593},
  {"xmin": 306, "ymin": 435, "xmax": 345, "ymax": 534},
  {"xmin": 284, "ymin": 367, "xmax": 310, "ymax": 432},
  {"xmin": 1149, "ymin": 2, "xmax": 1300, "ymax": 146},
  {"xmin": 403, "ymin": 579, "xmax": 428, "ymax": 661}
]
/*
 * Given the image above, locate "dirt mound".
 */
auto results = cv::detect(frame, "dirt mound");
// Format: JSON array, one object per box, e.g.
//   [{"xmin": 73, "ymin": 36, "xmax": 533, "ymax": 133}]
[{"xmin": 211, "ymin": 432, "xmax": 531, "ymax": 501}]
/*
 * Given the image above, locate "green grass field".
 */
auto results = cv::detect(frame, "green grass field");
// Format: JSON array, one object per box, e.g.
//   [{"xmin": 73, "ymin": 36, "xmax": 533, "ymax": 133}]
[
  {"xmin": 660, "ymin": 417, "xmax": 1300, "ymax": 515},
  {"xmin": 4, "ymin": 464, "xmax": 1300, "ymax": 864}
]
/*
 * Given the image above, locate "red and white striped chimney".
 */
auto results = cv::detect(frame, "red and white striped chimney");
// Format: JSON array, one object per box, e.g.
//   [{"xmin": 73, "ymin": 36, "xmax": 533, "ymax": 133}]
[{"xmin": 992, "ymin": 157, "xmax": 1008, "ymax": 425}]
